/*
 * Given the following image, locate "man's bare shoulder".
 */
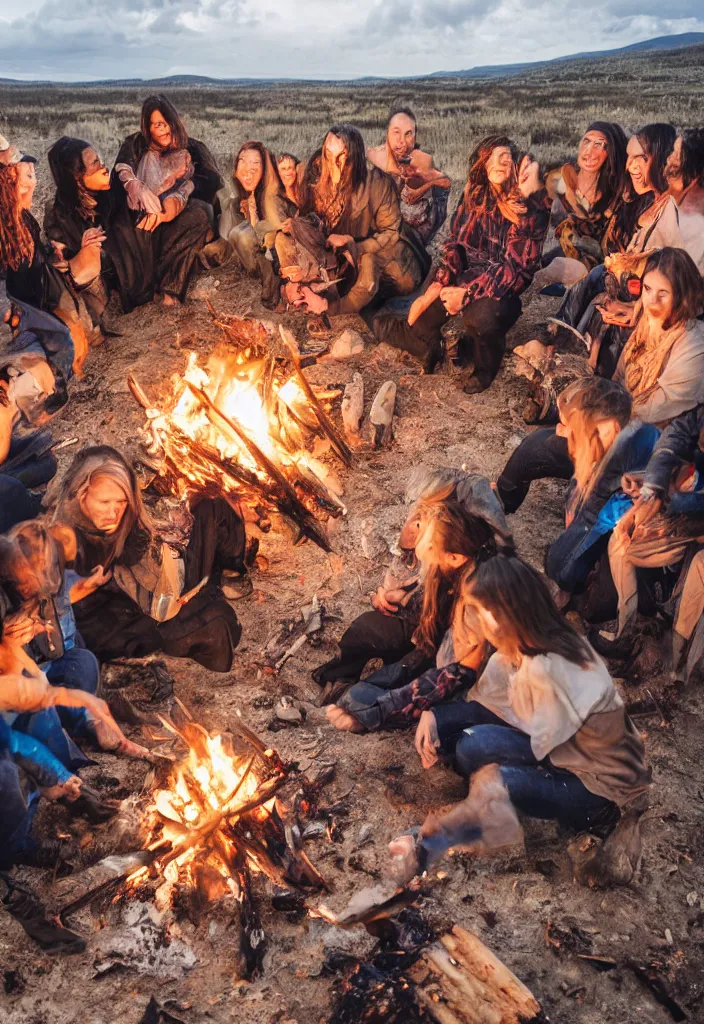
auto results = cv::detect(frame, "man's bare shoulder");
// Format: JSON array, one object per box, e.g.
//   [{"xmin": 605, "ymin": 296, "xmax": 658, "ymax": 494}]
[
  {"xmin": 411, "ymin": 149, "xmax": 435, "ymax": 170},
  {"xmin": 367, "ymin": 145, "xmax": 386, "ymax": 169}
]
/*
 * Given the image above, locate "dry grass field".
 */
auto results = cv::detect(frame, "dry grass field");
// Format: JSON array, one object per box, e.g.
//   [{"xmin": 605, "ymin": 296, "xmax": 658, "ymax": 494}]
[{"xmin": 1, "ymin": 41, "xmax": 704, "ymax": 1024}]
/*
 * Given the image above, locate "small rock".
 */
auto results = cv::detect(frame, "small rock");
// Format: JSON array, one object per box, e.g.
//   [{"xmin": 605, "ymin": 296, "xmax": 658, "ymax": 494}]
[
  {"xmin": 302, "ymin": 822, "xmax": 327, "ymax": 840},
  {"xmin": 276, "ymin": 696, "xmax": 303, "ymax": 723},
  {"xmin": 360, "ymin": 519, "xmax": 389, "ymax": 561},
  {"xmin": 323, "ymin": 328, "xmax": 365, "ymax": 361},
  {"xmin": 190, "ymin": 275, "xmax": 220, "ymax": 300},
  {"xmin": 686, "ymin": 891, "xmax": 699, "ymax": 907},
  {"xmin": 357, "ymin": 823, "xmax": 374, "ymax": 847}
]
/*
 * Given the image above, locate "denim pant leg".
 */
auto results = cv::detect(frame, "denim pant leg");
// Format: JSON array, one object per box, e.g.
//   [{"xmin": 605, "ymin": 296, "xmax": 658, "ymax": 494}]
[
  {"xmin": 496, "ymin": 429, "xmax": 572, "ymax": 514},
  {"xmin": 433, "ymin": 700, "xmax": 514, "ymax": 755},
  {"xmin": 44, "ymin": 647, "xmax": 100, "ymax": 695},
  {"xmin": 0, "ymin": 759, "xmax": 36, "ymax": 870},
  {"xmin": 454, "ymin": 724, "xmax": 538, "ymax": 777},
  {"xmin": 556, "ymin": 263, "xmax": 607, "ymax": 327},
  {"xmin": 499, "ymin": 764, "xmax": 617, "ymax": 831},
  {"xmin": 12, "ymin": 709, "xmax": 93, "ymax": 773}
]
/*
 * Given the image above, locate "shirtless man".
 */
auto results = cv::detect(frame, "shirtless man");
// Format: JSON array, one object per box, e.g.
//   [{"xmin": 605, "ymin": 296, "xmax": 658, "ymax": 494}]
[{"xmin": 367, "ymin": 108, "xmax": 451, "ymax": 245}]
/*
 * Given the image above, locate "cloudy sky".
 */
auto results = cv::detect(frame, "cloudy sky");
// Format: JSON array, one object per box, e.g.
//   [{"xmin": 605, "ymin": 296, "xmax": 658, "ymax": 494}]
[{"xmin": 1, "ymin": 0, "xmax": 702, "ymax": 81}]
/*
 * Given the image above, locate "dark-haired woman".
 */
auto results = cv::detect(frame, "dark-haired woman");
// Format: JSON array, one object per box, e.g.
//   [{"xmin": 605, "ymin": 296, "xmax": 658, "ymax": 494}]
[
  {"xmin": 325, "ymin": 474, "xmax": 513, "ymax": 733},
  {"xmin": 391, "ymin": 555, "xmax": 650, "ymax": 879},
  {"xmin": 666, "ymin": 127, "xmax": 704, "ymax": 273},
  {"xmin": 277, "ymin": 152, "xmax": 302, "ymax": 209},
  {"xmin": 291, "ymin": 125, "xmax": 430, "ymax": 324},
  {"xmin": 375, "ymin": 134, "xmax": 551, "ymax": 391},
  {"xmin": 51, "ymin": 446, "xmax": 246, "ymax": 672},
  {"xmin": 217, "ymin": 142, "xmax": 295, "ymax": 309},
  {"xmin": 112, "ymin": 95, "xmax": 215, "ymax": 308},
  {"xmin": 547, "ymin": 122, "xmax": 628, "ymax": 271}
]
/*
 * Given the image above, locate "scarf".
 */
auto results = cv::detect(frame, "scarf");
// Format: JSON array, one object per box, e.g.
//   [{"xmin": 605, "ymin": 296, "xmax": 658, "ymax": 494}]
[{"xmin": 621, "ymin": 314, "xmax": 689, "ymax": 401}]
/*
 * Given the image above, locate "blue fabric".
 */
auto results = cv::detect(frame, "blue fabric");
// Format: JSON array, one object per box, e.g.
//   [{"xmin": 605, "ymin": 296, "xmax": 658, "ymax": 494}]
[
  {"xmin": 12, "ymin": 707, "xmax": 93, "ymax": 774},
  {"xmin": 5, "ymin": 298, "xmax": 74, "ymax": 382},
  {"xmin": 0, "ymin": 757, "xmax": 36, "ymax": 870},
  {"xmin": 44, "ymin": 643, "xmax": 99, "ymax": 694}
]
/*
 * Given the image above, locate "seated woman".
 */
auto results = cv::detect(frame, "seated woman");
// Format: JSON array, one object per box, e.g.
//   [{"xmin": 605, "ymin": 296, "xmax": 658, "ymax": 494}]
[
  {"xmin": 44, "ymin": 136, "xmax": 122, "ymax": 327},
  {"xmin": 313, "ymin": 467, "xmax": 511, "ymax": 705},
  {"xmin": 51, "ymin": 446, "xmax": 245, "ymax": 672},
  {"xmin": 288, "ymin": 125, "xmax": 431, "ymax": 329},
  {"xmin": 497, "ymin": 248, "xmax": 704, "ymax": 513},
  {"xmin": 374, "ymin": 134, "xmax": 550, "ymax": 393},
  {"xmin": 544, "ymin": 121, "xmax": 627, "ymax": 274},
  {"xmin": 391, "ymin": 555, "xmax": 650, "ymax": 881},
  {"xmin": 551, "ymin": 123, "xmax": 680, "ymax": 378},
  {"xmin": 277, "ymin": 152, "xmax": 302, "ymax": 209},
  {"xmin": 217, "ymin": 142, "xmax": 295, "ymax": 310},
  {"xmin": 0, "ymin": 134, "xmax": 88, "ymax": 393},
  {"xmin": 367, "ymin": 107, "xmax": 451, "ymax": 246},
  {"xmin": 325, "ymin": 486, "xmax": 512, "ymax": 733},
  {"xmin": 112, "ymin": 95, "xmax": 213, "ymax": 308}
]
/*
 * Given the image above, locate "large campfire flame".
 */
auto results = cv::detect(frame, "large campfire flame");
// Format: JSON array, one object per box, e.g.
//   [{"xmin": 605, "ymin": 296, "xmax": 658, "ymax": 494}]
[{"xmin": 129, "ymin": 321, "xmax": 351, "ymax": 550}]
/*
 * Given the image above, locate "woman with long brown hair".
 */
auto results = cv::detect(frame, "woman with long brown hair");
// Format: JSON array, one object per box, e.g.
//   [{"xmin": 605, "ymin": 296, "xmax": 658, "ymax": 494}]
[
  {"xmin": 216, "ymin": 141, "xmax": 295, "ymax": 309},
  {"xmin": 111, "ymin": 94, "xmax": 217, "ymax": 308},
  {"xmin": 391, "ymin": 555, "xmax": 650, "ymax": 881},
  {"xmin": 325, "ymin": 481, "xmax": 512, "ymax": 733},
  {"xmin": 374, "ymin": 133, "xmax": 550, "ymax": 390}
]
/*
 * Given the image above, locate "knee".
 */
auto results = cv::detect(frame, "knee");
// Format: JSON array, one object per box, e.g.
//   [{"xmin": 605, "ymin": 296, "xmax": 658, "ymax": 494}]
[
  {"xmin": 73, "ymin": 648, "xmax": 100, "ymax": 693},
  {"xmin": 455, "ymin": 727, "xmax": 492, "ymax": 777}
]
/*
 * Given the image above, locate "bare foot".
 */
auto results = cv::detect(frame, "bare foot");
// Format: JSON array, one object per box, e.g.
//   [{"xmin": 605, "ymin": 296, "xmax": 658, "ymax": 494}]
[
  {"xmin": 326, "ymin": 705, "xmax": 364, "ymax": 733},
  {"xmin": 162, "ymin": 293, "xmax": 181, "ymax": 307}
]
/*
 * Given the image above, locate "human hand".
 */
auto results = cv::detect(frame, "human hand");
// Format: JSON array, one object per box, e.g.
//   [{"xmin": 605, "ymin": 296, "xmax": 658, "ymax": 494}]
[
  {"xmin": 596, "ymin": 298, "xmax": 636, "ymax": 327},
  {"xmin": 414, "ymin": 710, "xmax": 440, "ymax": 769},
  {"xmin": 50, "ymin": 241, "xmax": 70, "ymax": 272},
  {"xmin": 42, "ymin": 775, "xmax": 82, "ymax": 802},
  {"xmin": 3, "ymin": 608, "xmax": 45, "ymax": 646},
  {"xmin": 86, "ymin": 564, "xmax": 112, "ymax": 590},
  {"xmin": 440, "ymin": 286, "xmax": 467, "ymax": 317},
  {"xmin": 518, "ymin": 155, "xmax": 542, "ymax": 197},
  {"xmin": 408, "ymin": 281, "xmax": 443, "ymax": 326},
  {"xmin": 137, "ymin": 211, "xmax": 165, "ymax": 232},
  {"xmin": 126, "ymin": 178, "xmax": 162, "ymax": 214},
  {"xmin": 617, "ymin": 495, "xmax": 663, "ymax": 539},
  {"xmin": 81, "ymin": 227, "xmax": 106, "ymax": 249},
  {"xmin": 327, "ymin": 233, "xmax": 353, "ymax": 250}
]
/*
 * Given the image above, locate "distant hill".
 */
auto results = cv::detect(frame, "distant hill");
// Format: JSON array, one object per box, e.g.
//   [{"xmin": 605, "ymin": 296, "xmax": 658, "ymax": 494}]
[
  {"xmin": 0, "ymin": 32, "xmax": 703, "ymax": 87},
  {"xmin": 427, "ymin": 31, "xmax": 704, "ymax": 79}
]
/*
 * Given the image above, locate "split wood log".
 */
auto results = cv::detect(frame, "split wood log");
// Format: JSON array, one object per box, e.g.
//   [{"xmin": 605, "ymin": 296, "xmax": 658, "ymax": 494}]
[
  {"xmin": 408, "ymin": 925, "xmax": 543, "ymax": 1024},
  {"xmin": 279, "ymin": 326, "xmax": 353, "ymax": 467},
  {"xmin": 53, "ymin": 850, "xmax": 159, "ymax": 923},
  {"xmin": 365, "ymin": 380, "xmax": 396, "ymax": 448},
  {"xmin": 341, "ymin": 372, "xmax": 364, "ymax": 439}
]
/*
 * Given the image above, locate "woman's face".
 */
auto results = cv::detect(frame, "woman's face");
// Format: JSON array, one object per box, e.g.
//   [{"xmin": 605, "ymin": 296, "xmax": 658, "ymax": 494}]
[
  {"xmin": 642, "ymin": 267, "xmax": 674, "ymax": 324},
  {"xmin": 149, "ymin": 110, "xmax": 172, "ymax": 150},
  {"xmin": 236, "ymin": 149, "xmax": 263, "ymax": 193},
  {"xmin": 278, "ymin": 156, "xmax": 297, "ymax": 189},
  {"xmin": 81, "ymin": 146, "xmax": 110, "ymax": 191},
  {"xmin": 323, "ymin": 134, "xmax": 348, "ymax": 185},
  {"xmin": 626, "ymin": 135, "xmax": 653, "ymax": 194},
  {"xmin": 485, "ymin": 146, "xmax": 513, "ymax": 187},
  {"xmin": 578, "ymin": 130, "xmax": 608, "ymax": 174},
  {"xmin": 17, "ymin": 162, "xmax": 36, "ymax": 210},
  {"xmin": 80, "ymin": 475, "xmax": 129, "ymax": 533}
]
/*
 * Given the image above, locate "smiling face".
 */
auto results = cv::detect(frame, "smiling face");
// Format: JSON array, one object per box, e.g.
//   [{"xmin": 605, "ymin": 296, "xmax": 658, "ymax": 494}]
[
  {"xmin": 236, "ymin": 148, "xmax": 263, "ymax": 193},
  {"xmin": 578, "ymin": 130, "xmax": 609, "ymax": 174},
  {"xmin": 81, "ymin": 146, "xmax": 110, "ymax": 191},
  {"xmin": 17, "ymin": 162, "xmax": 36, "ymax": 210},
  {"xmin": 626, "ymin": 135, "xmax": 653, "ymax": 195},
  {"xmin": 323, "ymin": 133, "xmax": 348, "ymax": 184},
  {"xmin": 387, "ymin": 113, "xmax": 416, "ymax": 161},
  {"xmin": 149, "ymin": 110, "xmax": 172, "ymax": 150},
  {"xmin": 277, "ymin": 156, "xmax": 297, "ymax": 189},
  {"xmin": 80, "ymin": 475, "xmax": 129, "ymax": 533},
  {"xmin": 642, "ymin": 267, "xmax": 674, "ymax": 324},
  {"xmin": 485, "ymin": 145, "xmax": 513, "ymax": 187}
]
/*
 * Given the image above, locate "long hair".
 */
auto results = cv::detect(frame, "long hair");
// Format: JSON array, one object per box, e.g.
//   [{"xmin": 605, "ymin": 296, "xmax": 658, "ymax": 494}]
[
  {"xmin": 413, "ymin": 497, "xmax": 499, "ymax": 654},
  {"xmin": 0, "ymin": 165, "xmax": 34, "ymax": 272},
  {"xmin": 583, "ymin": 120, "xmax": 628, "ymax": 213},
  {"xmin": 641, "ymin": 246, "xmax": 704, "ymax": 329},
  {"xmin": 559, "ymin": 378, "xmax": 632, "ymax": 516},
  {"xmin": 0, "ymin": 520, "xmax": 65, "ymax": 602},
  {"xmin": 633, "ymin": 123, "xmax": 677, "ymax": 196},
  {"xmin": 51, "ymin": 445, "xmax": 153, "ymax": 564},
  {"xmin": 233, "ymin": 141, "xmax": 283, "ymax": 205},
  {"xmin": 140, "ymin": 95, "xmax": 188, "ymax": 152},
  {"xmin": 301, "ymin": 124, "xmax": 368, "ymax": 223},
  {"xmin": 679, "ymin": 127, "xmax": 704, "ymax": 188},
  {"xmin": 48, "ymin": 135, "xmax": 96, "ymax": 222},
  {"xmin": 462, "ymin": 133, "xmax": 525, "ymax": 225},
  {"xmin": 463, "ymin": 554, "xmax": 595, "ymax": 668}
]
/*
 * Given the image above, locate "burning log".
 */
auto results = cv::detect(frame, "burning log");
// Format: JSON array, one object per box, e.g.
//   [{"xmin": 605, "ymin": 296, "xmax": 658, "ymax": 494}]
[{"xmin": 365, "ymin": 380, "xmax": 396, "ymax": 448}]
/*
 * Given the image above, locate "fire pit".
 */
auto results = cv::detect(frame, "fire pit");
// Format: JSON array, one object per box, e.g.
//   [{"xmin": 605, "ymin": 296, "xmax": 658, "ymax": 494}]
[{"xmin": 128, "ymin": 316, "xmax": 352, "ymax": 550}]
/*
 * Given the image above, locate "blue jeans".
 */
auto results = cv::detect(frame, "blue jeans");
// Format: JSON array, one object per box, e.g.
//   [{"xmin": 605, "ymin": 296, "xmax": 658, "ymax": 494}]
[
  {"xmin": 433, "ymin": 701, "xmax": 616, "ymax": 832},
  {"xmin": 0, "ymin": 758, "xmax": 35, "ymax": 870},
  {"xmin": 44, "ymin": 643, "xmax": 100, "ymax": 695}
]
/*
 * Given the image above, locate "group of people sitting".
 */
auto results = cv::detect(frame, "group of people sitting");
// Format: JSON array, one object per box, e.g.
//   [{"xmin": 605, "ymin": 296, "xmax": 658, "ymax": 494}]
[{"xmin": 2, "ymin": 94, "xmax": 704, "ymax": 948}]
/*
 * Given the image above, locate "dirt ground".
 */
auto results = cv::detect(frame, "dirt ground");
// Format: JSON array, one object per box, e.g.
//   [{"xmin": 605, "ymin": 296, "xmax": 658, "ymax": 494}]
[{"xmin": 1, "ymin": 261, "xmax": 703, "ymax": 1024}]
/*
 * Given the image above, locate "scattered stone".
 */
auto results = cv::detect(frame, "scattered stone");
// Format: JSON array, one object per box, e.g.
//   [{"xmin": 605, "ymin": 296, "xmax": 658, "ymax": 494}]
[
  {"xmin": 341, "ymin": 372, "xmax": 364, "ymax": 439},
  {"xmin": 275, "ymin": 697, "xmax": 303, "ymax": 724},
  {"xmin": 360, "ymin": 519, "xmax": 389, "ymax": 561},
  {"xmin": 321, "ymin": 328, "xmax": 365, "ymax": 361},
  {"xmin": 364, "ymin": 380, "xmax": 396, "ymax": 448}
]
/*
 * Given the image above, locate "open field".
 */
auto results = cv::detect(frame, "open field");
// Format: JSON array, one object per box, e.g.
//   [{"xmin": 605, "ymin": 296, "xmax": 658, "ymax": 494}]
[{"xmin": 1, "ymin": 41, "xmax": 704, "ymax": 1024}]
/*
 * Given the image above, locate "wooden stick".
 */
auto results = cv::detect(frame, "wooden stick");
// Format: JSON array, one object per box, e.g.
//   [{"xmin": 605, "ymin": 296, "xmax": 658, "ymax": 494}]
[{"xmin": 279, "ymin": 326, "xmax": 353, "ymax": 467}]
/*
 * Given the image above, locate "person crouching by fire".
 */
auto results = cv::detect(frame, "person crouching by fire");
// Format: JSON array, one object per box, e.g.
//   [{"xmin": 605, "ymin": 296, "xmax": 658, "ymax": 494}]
[
  {"xmin": 389, "ymin": 554, "xmax": 651, "ymax": 887},
  {"xmin": 49, "ymin": 446, "xmax": 246, "ymax": 672},
  {"xmin": 282, "ymin": 124, "xmax": 430, "ymax": 340},
  {"xmin": 374, "ymin": 134, "xmax": 551, "ymax": 394}
]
